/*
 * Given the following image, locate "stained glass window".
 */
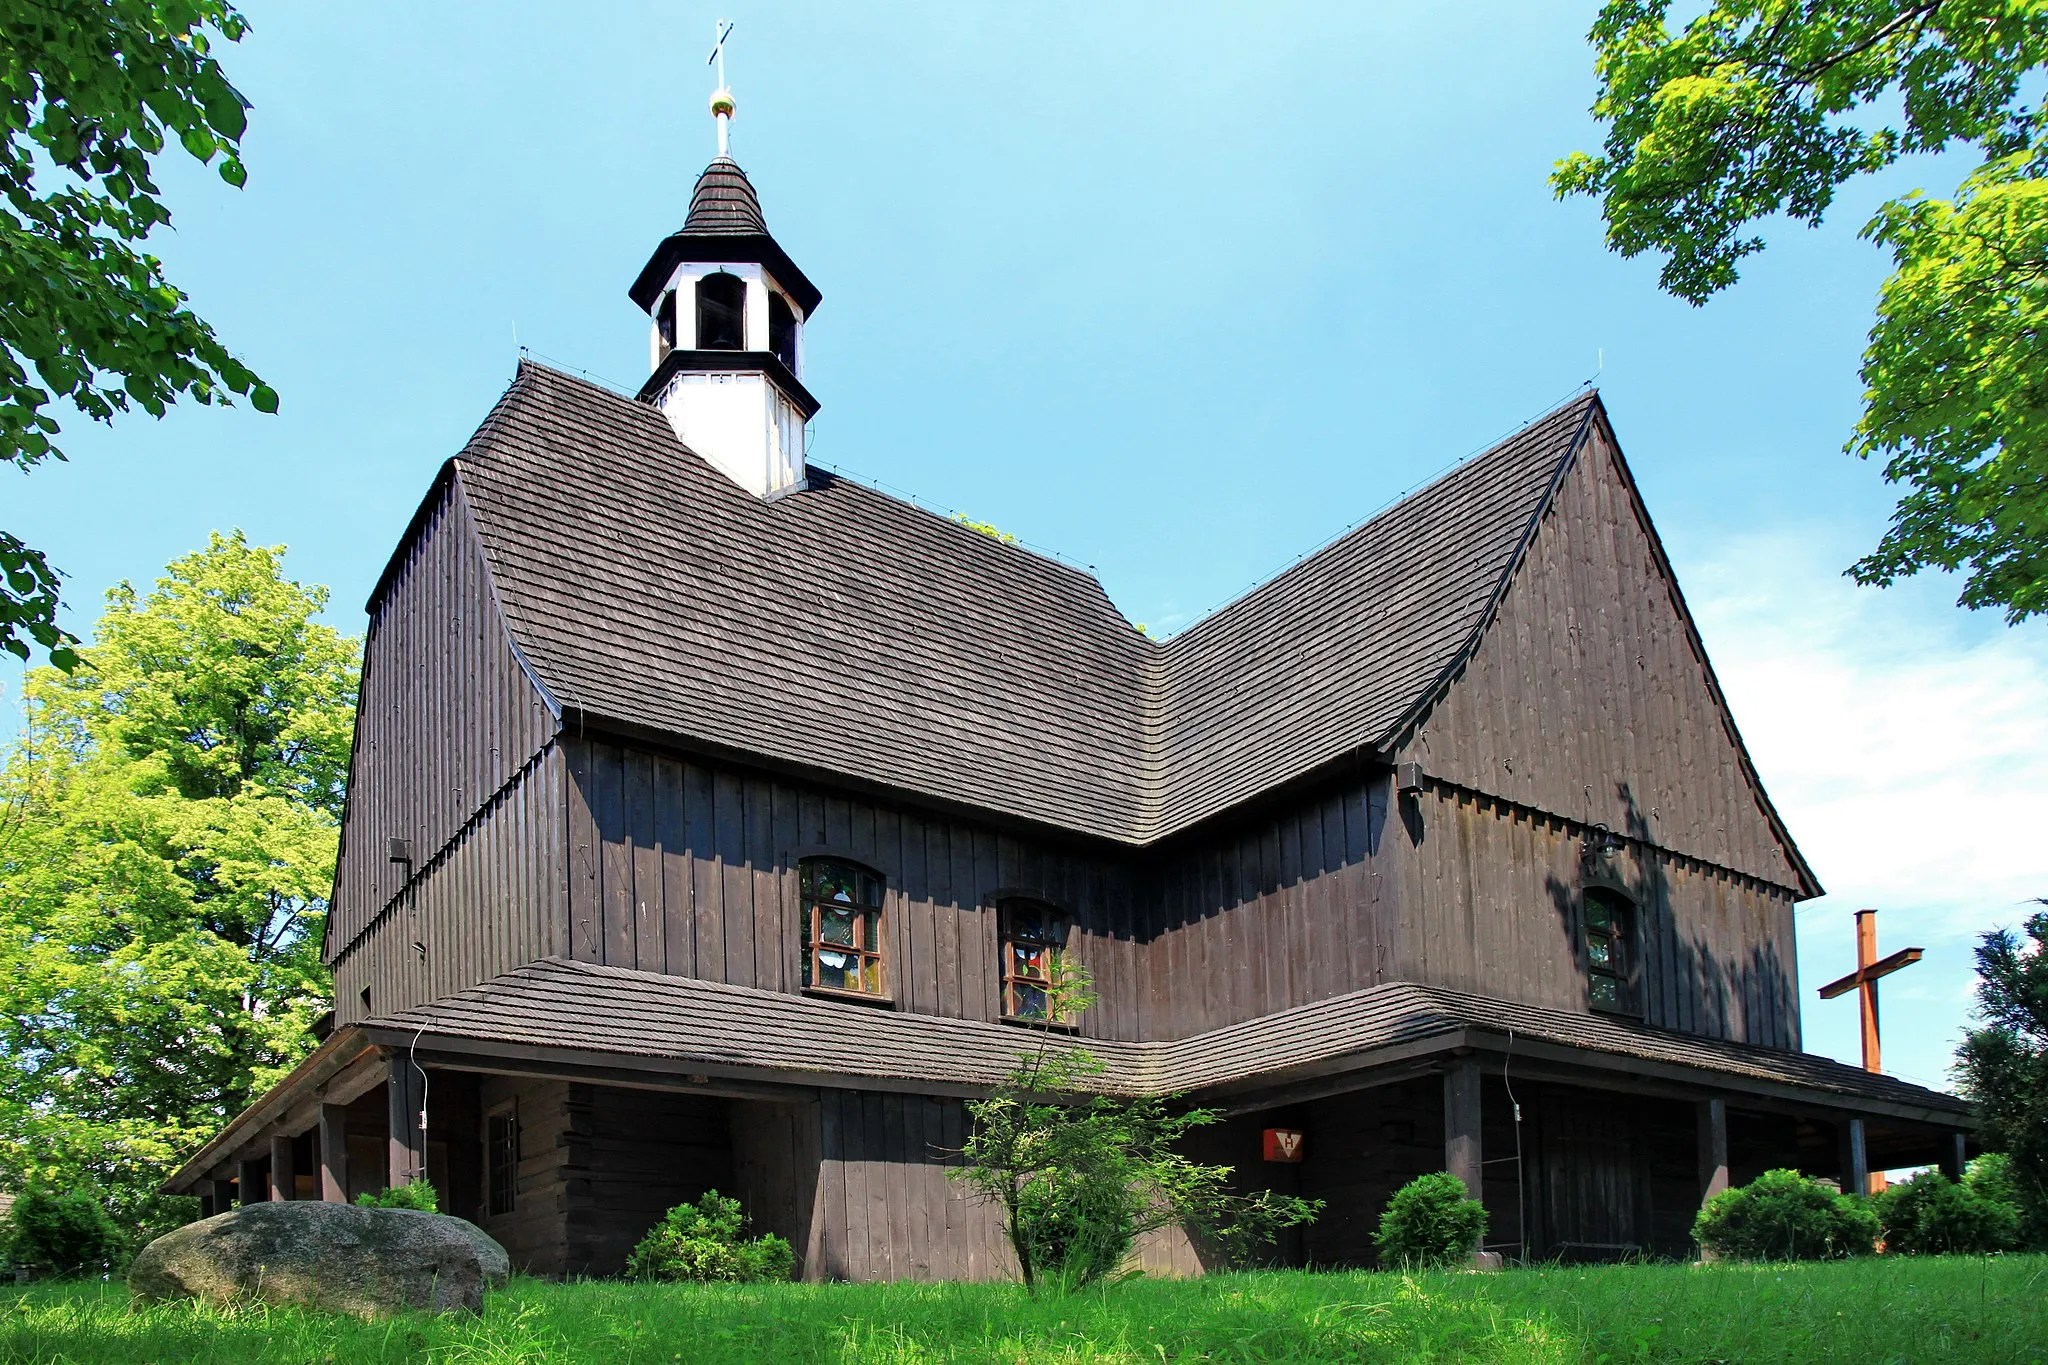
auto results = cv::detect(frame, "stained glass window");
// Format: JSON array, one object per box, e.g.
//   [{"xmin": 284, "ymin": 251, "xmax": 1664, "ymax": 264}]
[
  {"xmin": 1000, "ymin": 900, "xmax": 1071, "ymax": 1021},
  {"xmin": 800, "ymin": 858, "xmax": 885, "ymax": 997},
  {"xmin": 1583, "ymin": 887, "xmax": 1635, "ymax": 1014}
]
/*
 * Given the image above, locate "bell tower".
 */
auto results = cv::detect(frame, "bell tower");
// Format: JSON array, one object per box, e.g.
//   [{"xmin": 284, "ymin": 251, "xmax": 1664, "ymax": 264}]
[{"xmin": 628, "ymin": 22, "xmax": 821, "ymax": 498}]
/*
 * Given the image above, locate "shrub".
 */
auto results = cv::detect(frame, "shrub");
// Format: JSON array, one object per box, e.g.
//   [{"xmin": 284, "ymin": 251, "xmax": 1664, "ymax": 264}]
[
  {"xmin": 6, "ymin": 1188, "xmax": 125, "ymax": 1276},
  {"xmin": 1694, "ymin": 1168, "xmax": 1879, "ymax": 1261},
  {"xmin": 354, "ymin": 1180, "xmax": 440, "ymax": 1212},
  {"xmin": 1374, "ymin": 1172, "xmax": 1487, "ymax": 1269},
  {"xmin": 1875, "ymin": 1169, "xmax": 2020, "ymax": 1254},
  {"xmin": 1966, "ymin": 1152, "xmax": 2022, "ymax": 1210},
  {"xmin": 626, "ymin": 1191, "xmax": 795, "ymax": 1283},
  {"xmin": 956, "ymin": 958, "xmax": 1320, "ymax": 1291}
]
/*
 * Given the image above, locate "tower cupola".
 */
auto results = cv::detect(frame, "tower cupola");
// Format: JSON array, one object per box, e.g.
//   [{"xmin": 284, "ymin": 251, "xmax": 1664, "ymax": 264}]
[{"xmin": 628, "ymin": 23, "xmax": 820, "ymax": 499}]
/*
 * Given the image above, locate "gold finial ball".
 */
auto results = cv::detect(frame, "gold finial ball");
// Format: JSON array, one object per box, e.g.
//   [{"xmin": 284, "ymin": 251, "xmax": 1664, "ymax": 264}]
[{"xmin": 710, "ymin": 88, "xmax": 736, "ymax": 118}]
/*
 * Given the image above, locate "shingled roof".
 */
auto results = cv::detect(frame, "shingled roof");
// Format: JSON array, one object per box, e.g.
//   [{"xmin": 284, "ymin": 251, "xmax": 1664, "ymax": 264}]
[
  {"xmin": 681, "ymin": 156, "xmax": 768, "ymax": 234},
  {"xmin": 355, "ymin": 958, "xmax": 1969, "ymax": 1123},
  {"xmin": 435, "ymin": 362, "xmax": 1602, "ymax": 850}
]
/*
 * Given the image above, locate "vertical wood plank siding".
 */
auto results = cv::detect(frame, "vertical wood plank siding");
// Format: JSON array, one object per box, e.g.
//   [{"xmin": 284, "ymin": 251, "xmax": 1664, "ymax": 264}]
[
  {"xmin": 329, "ymin": 476, "xmax": 559, "ymax": 964},
  {"xmin": 1391, "ymin": 783, "xmax": 1800, "ymax": 1047},
  {"xmin": 561, "ymin": 736, "xmax": 1147, "ymax": 1040},
  {"xmin": 1137, "ymin": 773, "xmax": 1395, "ymax": 1039},
  {"xmin": 1404, "ymin": 422, "xmax": 1805, "ymax": 891},
  {"xmin": 813, "ymin": 1090, "xmax": 1012, "ymax": 1282},
  {"xmin": 332, "ymin": 744, "xmax": 567, "ymax": 1025}
]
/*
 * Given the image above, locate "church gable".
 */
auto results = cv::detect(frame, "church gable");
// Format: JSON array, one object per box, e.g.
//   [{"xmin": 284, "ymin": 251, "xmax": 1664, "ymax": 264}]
[
  {"xmin": 325, "ymin": 470, "xmax": 561, "ymax": 964},
  {"xmin": 1397, "ymin": 406, "xmax": 1816, "ymax": 895}
]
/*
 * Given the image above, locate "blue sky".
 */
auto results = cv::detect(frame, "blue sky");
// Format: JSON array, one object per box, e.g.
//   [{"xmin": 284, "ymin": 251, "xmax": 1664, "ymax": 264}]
[{"xmin": 7, "ymin": 2, "xmax": 2044, "ymax": 1104}]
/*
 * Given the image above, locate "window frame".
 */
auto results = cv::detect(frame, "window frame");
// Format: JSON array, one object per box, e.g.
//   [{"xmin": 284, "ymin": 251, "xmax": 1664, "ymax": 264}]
[
  {"xmin": 1581, "ymin": 886, "xmax": 1639, "ymax": 1016},
  {"xmin": 485, "ymin": 1101, "xmax": 519, "ymax": 1218},
  {"xmin": 656, "ymin": 289, "xmax": 678, "ymax": 355},
  {"xmin": 695, "ymin": 271, "xmax": 747, "ymax": 351},
  {"xmin": 799, "ymin": 857, "xmax": 888, "ymax": 1000},
  {"xmin": 768, "ymin": 290, "xmax": 798, "ymax": 372},
  {"xmin": 998, "ymin": 898, "xmax": 1074, "ymax": 1026}
]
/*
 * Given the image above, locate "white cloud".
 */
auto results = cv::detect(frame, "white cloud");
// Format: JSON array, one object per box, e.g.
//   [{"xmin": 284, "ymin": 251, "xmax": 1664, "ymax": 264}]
[{"xmin": 1683, "ymin": 528, "xmax": 2048, "ymax": 1092}]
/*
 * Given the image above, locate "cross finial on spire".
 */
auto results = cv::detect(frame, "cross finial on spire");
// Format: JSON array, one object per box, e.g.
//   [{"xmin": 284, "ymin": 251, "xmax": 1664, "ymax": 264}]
[{"xmin": 707, "ymin": 19, "xmax": 736, "ymax": 158}]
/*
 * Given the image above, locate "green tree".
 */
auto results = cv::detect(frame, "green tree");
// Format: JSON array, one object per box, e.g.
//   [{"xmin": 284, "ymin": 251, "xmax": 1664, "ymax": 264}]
[
  {"xmin": 0, "ymin": 532, "xmax": 356, "ymax": 1232},
  {"xmin": 1555, "ymin": 1, "xmax": 2048, "ymax": 622},
  {"xmin": 1955, "ymin": 905, "xmax": 2048, "ymax": 1247},
  {"xmin": 954, "ymin": 956, "xmax": 1320, "ymax": 1290},
  {"xmin": 1, "ymin": 0, "xmax": 275, "ymax": 665}
]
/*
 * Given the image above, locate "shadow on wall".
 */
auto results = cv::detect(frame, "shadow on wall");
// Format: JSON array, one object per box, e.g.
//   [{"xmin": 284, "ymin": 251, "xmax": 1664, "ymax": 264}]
[{"xmin": 1542, "ymin": 781, "xmax": 1796, "ymax": 1049}]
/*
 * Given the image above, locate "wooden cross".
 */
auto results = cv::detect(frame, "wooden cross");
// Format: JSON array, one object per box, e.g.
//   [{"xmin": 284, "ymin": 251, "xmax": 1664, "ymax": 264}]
[{"xmin": 1817, "ymin": 908, "xmax": 1922, "ymax": 1074}]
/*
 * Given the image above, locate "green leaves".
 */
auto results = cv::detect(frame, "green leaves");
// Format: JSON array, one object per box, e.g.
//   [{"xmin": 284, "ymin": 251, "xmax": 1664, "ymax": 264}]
[
  {"xmin": 0, "ymin": 534, "xmax": 359, "ymax": 1235},
  {"xmin": 1849, "ymin": 157, "xmax": 2048, "ymax": 621},
  {"xmin": 953, "ymin": 958, "xmax": 1321, "ymax": 1290},
  {"xmin": 1956, "ymin": 906, "xmax": 2048, "ymax": 1248},
  {"xmin": 1559, "ymin": 0, "xmax": 2048, "ymax": 621},
  {"xmin": 0, "ymin": 0, "xmax": 271, "ymax": 664}
]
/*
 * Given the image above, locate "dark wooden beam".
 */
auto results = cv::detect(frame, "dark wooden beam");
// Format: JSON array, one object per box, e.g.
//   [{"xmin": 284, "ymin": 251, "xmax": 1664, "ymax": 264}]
[
  {"xmin": 1208, "ymin": 1060, "xmax": 1444, "ymax": 1117},
  {"xmin": 319, "ymin": 1103, "xmax": 350, "ymax": 1203},
  {"xmin": 1840, "ymin": 1118, "xmax": 1871, "ymax": 1197},
  {"xmin": 1459, "ymin": 1032, "xmax": 1971, "ymax": 1126},
  {"xmin": 1444, "ymin": 1056, "xmax": 1482, "ymax": 1200},
  {"xmin": 1940, "ymin": 1131, "xmax": 1968, "ymax": 1182},
  {"xmin": 237, "ymin": 1155, "xmax": 266, "ymax": 1206},
  {"xmin": 1696, "ymin": 1098, "xmax": 1730, "ymax": 1208},
  {"xmin": 268, "ymin": 1134, "xmax": 295, "ymax": 1202},
  {"xmin": 387, "ymin": 1053, "xmax": 427, "ymax": 1190}
]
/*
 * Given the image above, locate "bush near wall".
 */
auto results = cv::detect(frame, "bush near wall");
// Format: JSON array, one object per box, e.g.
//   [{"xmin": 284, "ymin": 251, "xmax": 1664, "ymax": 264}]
[
  {"xmin": 1373, "ymin": 1172, "xmax": 1487, "ymax": 1269},
  {"xmin": 1875, "ymin": 1169, "xmax": 2020, "ymax": 1255},
  {"xmin": 1695, "ymin": 1169, "xmax": 1879, "ymax": 1262},
  {"xmin": 626, "ymin": 1191, "xmax": 795, "ymax": 1283}
]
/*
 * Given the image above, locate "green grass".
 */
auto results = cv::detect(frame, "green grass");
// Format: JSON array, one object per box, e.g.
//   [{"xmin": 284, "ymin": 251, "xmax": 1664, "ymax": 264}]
[{"xmin": 3, "ymin": 1257, "xmax": 2044, "ymax": 1364}]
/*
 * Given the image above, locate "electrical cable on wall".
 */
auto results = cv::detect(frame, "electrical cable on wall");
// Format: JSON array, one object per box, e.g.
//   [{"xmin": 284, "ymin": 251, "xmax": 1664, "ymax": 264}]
[
  {"xmin": 409, "ymin": 1023, "xmax": 431, "ymax": 1186},
  {"xmin": 1504, "ymin": 1025, "xmax": 1526, "ymax": 1265}
]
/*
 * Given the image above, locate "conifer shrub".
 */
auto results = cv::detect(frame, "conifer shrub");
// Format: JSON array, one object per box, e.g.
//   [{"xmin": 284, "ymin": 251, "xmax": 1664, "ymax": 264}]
[
  {"xmin": 1874, "ymin": 1169, "xmax": 2020, "ymax": 1254},
  {"xmin": 1373, "ymin": 1172, "xmax": 1488, "ymax": 1269},
  {"xmin": 6, "ymin": 1188, "xmax": 125, "ymax": 1276},
  {"xmin": 626, "ymin": 1191, "xmax": 795, "ymax": 1283},
  {"xmin": 353, "ymin": 1180, "xmax": 440, "ymax": 1212},
  {"xmin": 1694, "ymin": 1168, "xmax": 1879, "ymax": 1261}
]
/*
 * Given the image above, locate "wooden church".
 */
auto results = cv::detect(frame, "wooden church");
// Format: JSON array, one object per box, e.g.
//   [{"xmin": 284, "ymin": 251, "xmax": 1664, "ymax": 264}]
[{"xmin": 168, "ymin": 77, "xmax": 1971, "ymax": 1279}]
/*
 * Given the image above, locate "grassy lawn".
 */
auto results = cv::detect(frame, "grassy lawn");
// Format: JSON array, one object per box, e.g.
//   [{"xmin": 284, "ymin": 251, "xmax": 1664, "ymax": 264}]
[{"xmin": 2, "ymin": 1257, "xmax": 2043, "ymax": 1364}]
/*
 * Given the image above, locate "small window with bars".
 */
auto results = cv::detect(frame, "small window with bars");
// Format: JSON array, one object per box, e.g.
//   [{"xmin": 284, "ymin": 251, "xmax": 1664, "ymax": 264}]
[
  {"xmin": 800, "ymin": 858, "xmax": 885, "ymax": 996},
  {"xmin": 1583, "ymin": 887, "xmax": 1637, "ymax": 1014},
  {"xmin": 486, "ymin": 1105, "xmax": 518, "ymax": 1217},
  {"xmin": 1000, "ymin": 900, "xmax": 1072, "ymax": 1022}
]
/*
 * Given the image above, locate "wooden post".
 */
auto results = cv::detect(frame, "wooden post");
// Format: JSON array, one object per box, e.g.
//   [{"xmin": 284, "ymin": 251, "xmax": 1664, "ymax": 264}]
[
  {"xmin": 1696, "ymin": 1098, "xmax": 1730, "ymax": 1206},
  {"xmin": 1443, "ymin": 1056, "xmax": 1483, "ymax": 1200},
  {"xmin": 1939, "ymin": 1131, "xmax": 1967, "ymax": 1182},
  {"xmin": 319, "ymin": 1102, "xmax": 350, "ymax": 1203},
  {"xmin": 1840, "ymin": 1118, "xmax": 1870, "ymax": 1198},
  {"xmin": 387, "ymin": 1056, "xmax": 427, "ymax": 1190},
  {"xmin": 238, "ymin": 1153, "xmax": 267, "ymax": 1205},
  {"xmin": 269, "ymin": 1133, "xmax": 296, "ymax": 1201}
]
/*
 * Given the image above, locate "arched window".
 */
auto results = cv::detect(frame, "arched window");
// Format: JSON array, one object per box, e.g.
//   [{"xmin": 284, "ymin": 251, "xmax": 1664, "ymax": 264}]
[
  {"xmin": 800, "ymin": 858, "xmax": 885, "ymax": 996},
  {"xmin": 1583, "ymin": 886, "xmax": 1636, "ymax": 1014},
  {"xmin": 695, "ymin": 272, "xmax": 746, "ymax": 351},
  {"xmin": 999, "ymin": 899, "xmax": 1071, "ymax": 1021},
  {"xmin": 768, "ymin": 291, "xmax": 798, "ymax": 371}
]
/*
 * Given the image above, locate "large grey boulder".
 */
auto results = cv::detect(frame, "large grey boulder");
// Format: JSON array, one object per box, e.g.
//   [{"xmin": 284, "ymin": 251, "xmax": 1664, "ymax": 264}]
[{"xmin": 129, "ymin": 1202, "xmax": 510, "ymax": 1317}]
